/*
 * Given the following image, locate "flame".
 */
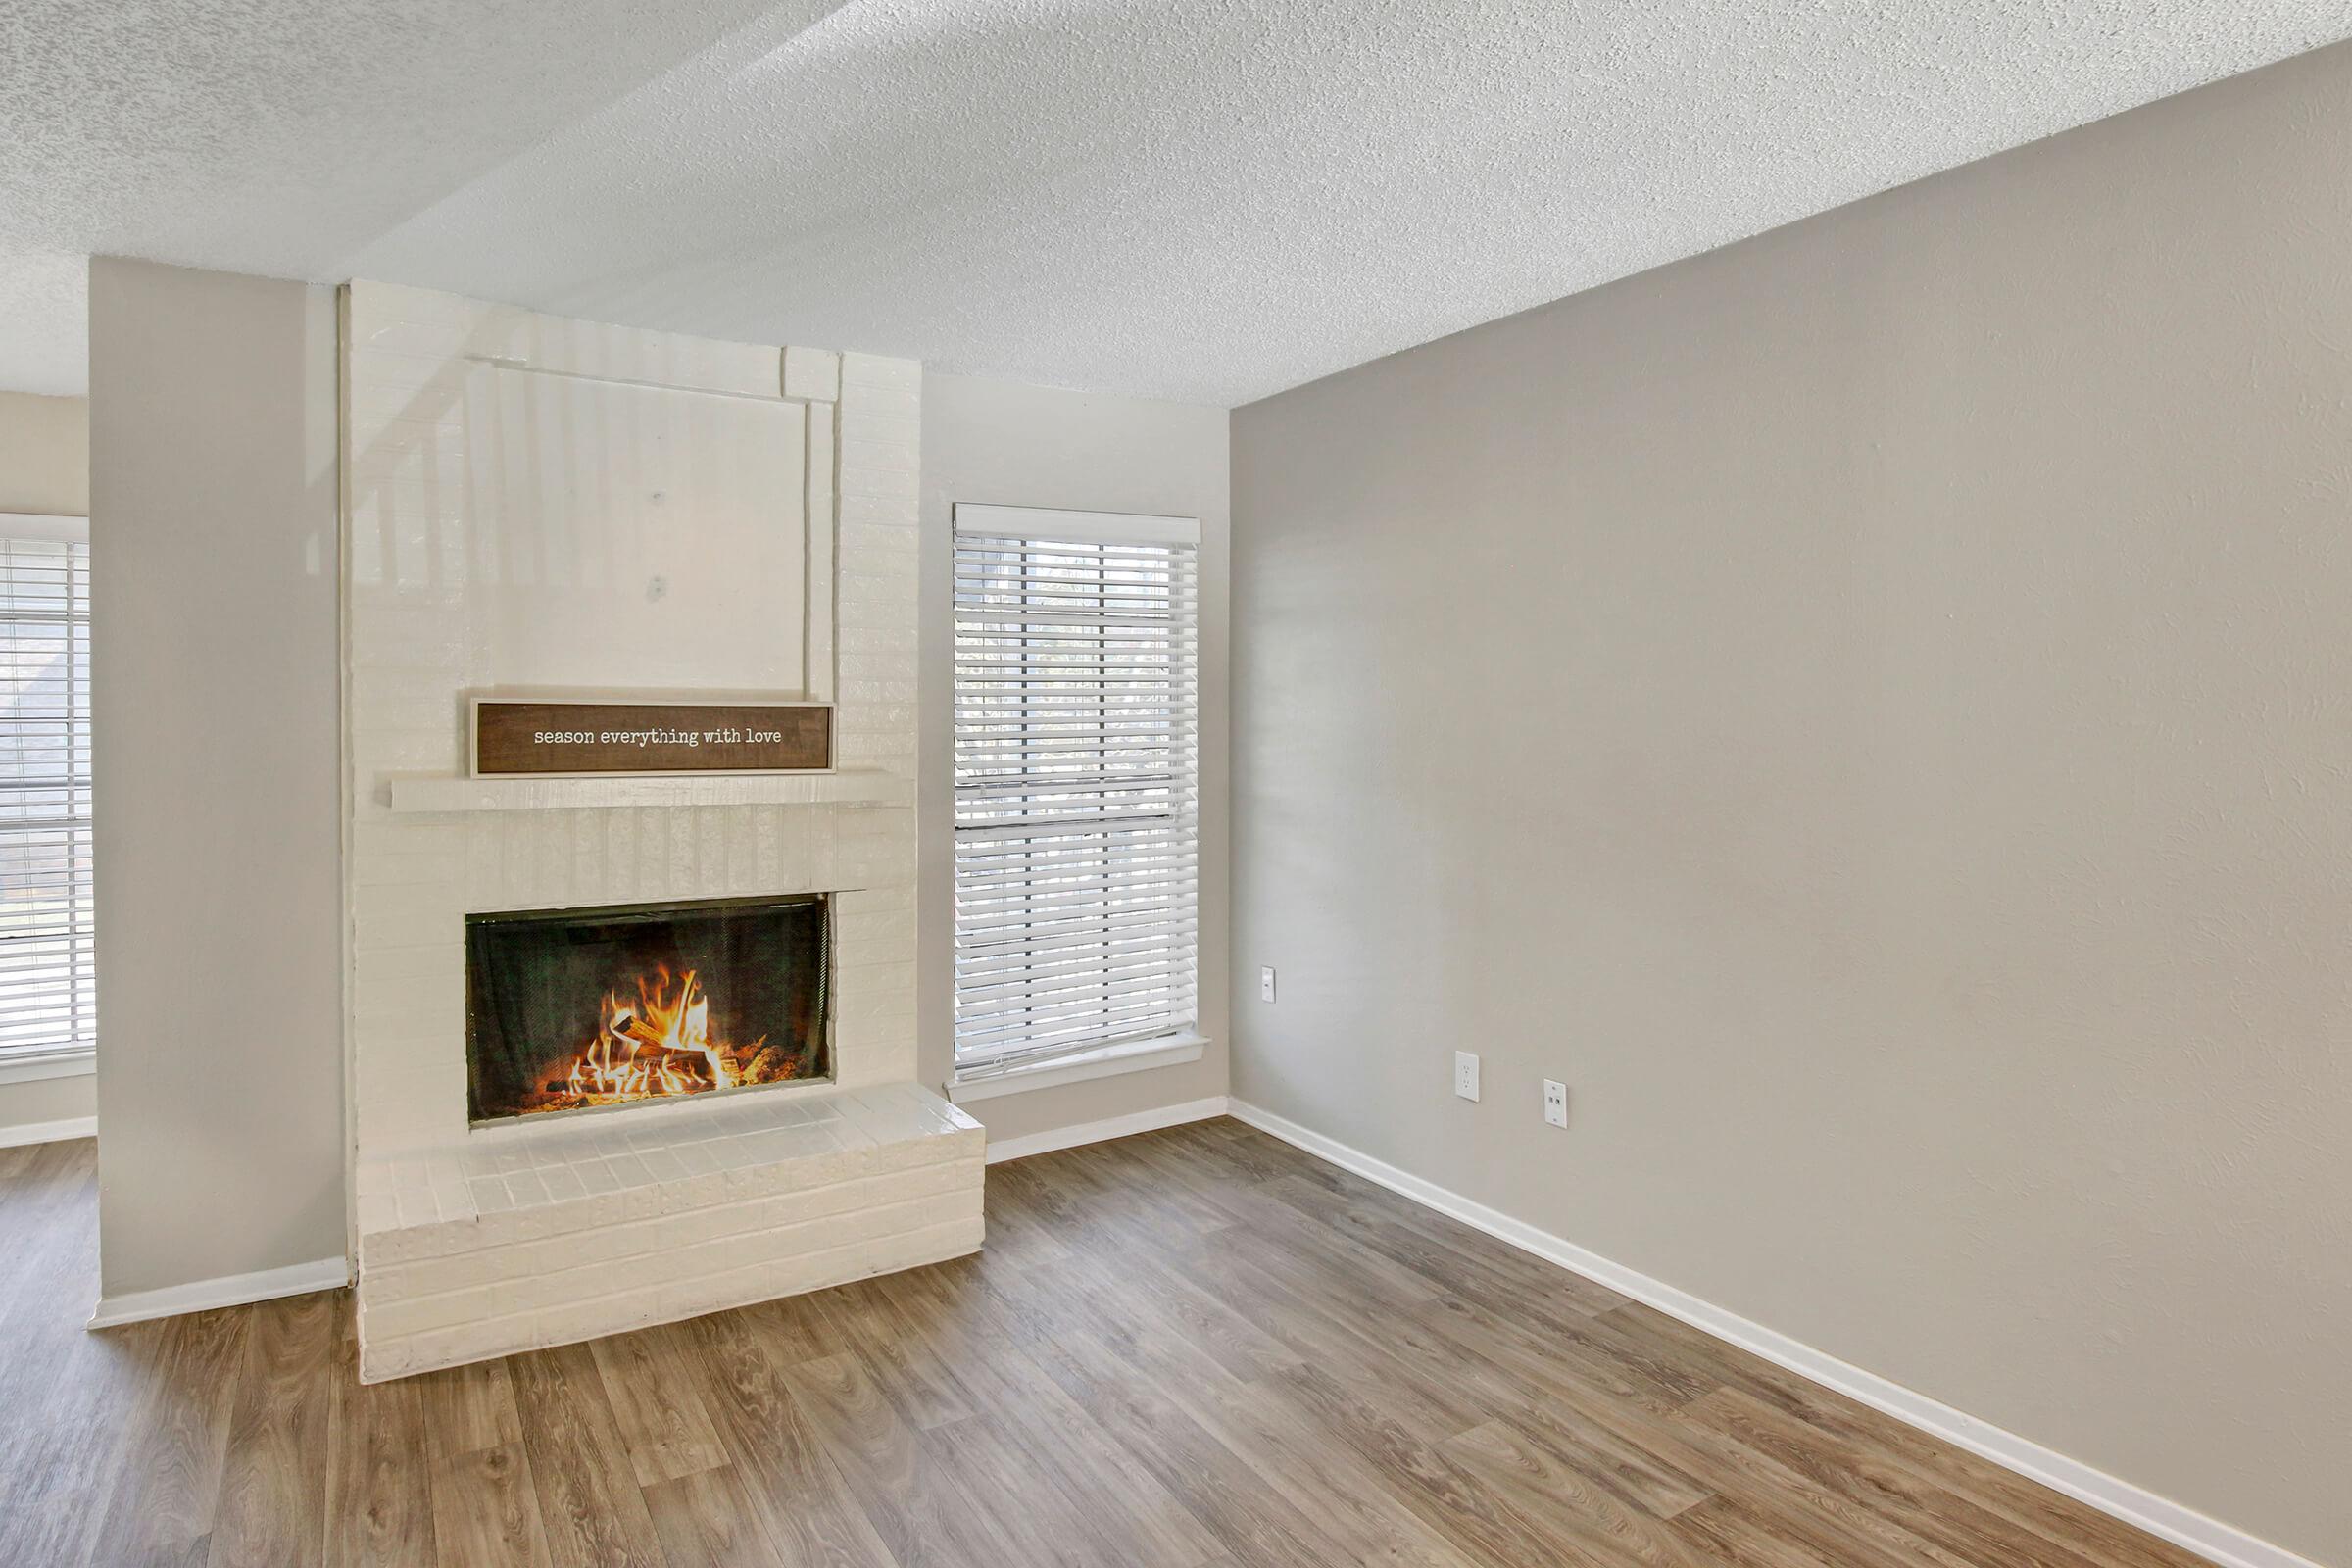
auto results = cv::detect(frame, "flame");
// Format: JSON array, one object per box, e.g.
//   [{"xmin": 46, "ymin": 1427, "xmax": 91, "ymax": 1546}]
[{"xmin": 557, "ymin": 964, "xmax": 768, "ymax": 1106}]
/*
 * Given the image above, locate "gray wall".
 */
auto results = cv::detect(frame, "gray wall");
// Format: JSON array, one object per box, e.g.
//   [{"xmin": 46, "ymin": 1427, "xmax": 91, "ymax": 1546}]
[
  {"xmin": 0, "ymin": 391, "xmax": 95, "ymax": 1137},
  {"xmin": 89, "ymin": 259, "xmax": 346, "ymax": 1299},
  {"xmin": 1231, "ymin": 43, "xmax": 2351, "ymax": 1568},
  {"xmin": 920, "ymin": 370, "xmax": 1231, "ymax": 1150}
]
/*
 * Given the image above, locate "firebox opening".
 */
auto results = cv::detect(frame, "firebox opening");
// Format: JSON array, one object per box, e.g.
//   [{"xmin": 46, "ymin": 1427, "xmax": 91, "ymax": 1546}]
[{"xmin": 466, "ymin": 893, "xmax": 832, "ymax": 1126}]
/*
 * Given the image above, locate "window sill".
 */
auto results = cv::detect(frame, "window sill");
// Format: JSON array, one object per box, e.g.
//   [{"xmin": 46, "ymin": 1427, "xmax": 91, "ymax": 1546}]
[
  {"xmin": 948, "ymin": 1032, "xmax": 1207, "ymax": 1103},
  {"xmin": 0, "ymin": 1048, "xmax": 95, "ymax": 1087}
]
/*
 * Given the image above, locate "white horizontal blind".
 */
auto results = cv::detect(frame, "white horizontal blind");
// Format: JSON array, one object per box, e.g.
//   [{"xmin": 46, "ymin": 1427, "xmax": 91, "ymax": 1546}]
[
  {"xmin": 953, "ymin": 514, "xmax": 1200, "ymax": 1074},
  {"xmin": 0, "ymin": 533, "xmax": 94, "ymax": 1061}
]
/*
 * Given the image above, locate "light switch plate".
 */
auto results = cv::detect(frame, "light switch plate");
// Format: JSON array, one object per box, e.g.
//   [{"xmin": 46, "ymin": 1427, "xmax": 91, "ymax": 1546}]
[{"xmin": 1259, "ymin": 966, "xmax": 1277, "ymax": 1003}]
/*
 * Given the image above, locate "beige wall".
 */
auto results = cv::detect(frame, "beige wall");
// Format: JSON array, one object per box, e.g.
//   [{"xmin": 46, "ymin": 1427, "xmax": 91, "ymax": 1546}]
[
  {"xmin": 0, "ymin": 391, "xmax": 88, "ymax": 516},
  {"xmin": 0, "ymin": 391, "xmax": 94, "ymax": 1137},
  {"xmin": 0, "ymin": 1071, "xmax": 94, "ymax": 1141},
  {"xmin": 89, "ymin": 259, "xmax": 345, "ymax": 1299},
  {"xmin": 920, "ymin": 371, "xmax": 1231, "ymax": 1150},
  {"xmin": 1231, "ymin": 43, "xmax": 2351, "ymax": 1568}
]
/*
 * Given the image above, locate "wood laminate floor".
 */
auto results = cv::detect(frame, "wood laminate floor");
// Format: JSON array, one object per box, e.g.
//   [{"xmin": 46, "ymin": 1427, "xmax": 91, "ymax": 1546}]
[{"xmin": 0, "ymin": 1119, "xmax": 2208, "ymax": 1568}]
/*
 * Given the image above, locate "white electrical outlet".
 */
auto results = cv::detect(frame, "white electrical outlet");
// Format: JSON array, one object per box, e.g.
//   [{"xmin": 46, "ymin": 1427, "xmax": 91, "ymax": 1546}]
[
  {"xmin": 1454, "ymin": 1051, "xmax": 1481, "ymax": 1102},
  {"xmin": 1259, "ymin": 965, "xmax": 1277, "ymax": 1003},
  {"xmin": 1544, "ymin": 1079, "xmax": 1569, "ymax": 1128}
]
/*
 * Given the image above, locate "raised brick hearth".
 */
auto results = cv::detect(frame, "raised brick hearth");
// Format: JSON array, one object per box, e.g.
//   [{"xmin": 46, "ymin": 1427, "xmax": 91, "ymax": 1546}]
[{"xmin": 354, "ymin": 1082, "xmax": 980, "ymax": 1380}]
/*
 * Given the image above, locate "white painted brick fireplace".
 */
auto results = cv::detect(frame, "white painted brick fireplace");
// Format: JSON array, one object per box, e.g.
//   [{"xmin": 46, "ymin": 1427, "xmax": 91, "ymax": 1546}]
[{"xmin": 340, "ymin": 283, "xmax": 977, "ymax": 1381}]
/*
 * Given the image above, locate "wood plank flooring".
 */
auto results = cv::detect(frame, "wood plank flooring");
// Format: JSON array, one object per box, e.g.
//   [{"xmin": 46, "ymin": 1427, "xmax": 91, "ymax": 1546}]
[{"xmin": 0, "ymin": 1120, "xmax": 2209, "ymax": 1568}]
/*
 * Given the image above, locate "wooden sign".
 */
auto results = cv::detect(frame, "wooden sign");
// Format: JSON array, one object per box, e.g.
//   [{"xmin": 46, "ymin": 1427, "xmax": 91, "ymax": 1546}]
[{"xmin": 472, "ymin": 700, "xmax": 831, "ymax": 776}]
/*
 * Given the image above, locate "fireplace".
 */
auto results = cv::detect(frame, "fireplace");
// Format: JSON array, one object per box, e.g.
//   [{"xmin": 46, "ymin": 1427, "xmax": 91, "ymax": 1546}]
[{"xmin": 465, "ymin": 894, "xmax": 831, "ymax": 1125}]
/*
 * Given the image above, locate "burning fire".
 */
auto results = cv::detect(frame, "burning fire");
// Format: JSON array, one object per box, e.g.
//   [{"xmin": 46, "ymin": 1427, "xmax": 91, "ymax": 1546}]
[{"xmin": 558, "ymin": 965, "xmax": 769, "ymax": 1107}]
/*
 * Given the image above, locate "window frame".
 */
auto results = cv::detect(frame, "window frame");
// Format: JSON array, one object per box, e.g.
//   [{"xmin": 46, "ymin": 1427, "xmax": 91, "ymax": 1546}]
[
  {"xmin": 0, "ymin": 513, "xmax": 95, "ymax": 1085},
  {"xmin": 947, "ymin": 504, "xmax": 1203, "ymax": 1095}
]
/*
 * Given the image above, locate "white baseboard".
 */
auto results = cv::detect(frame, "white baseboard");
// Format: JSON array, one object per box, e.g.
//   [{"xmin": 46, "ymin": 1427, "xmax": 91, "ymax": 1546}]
[
  {"xmin": 1225, "ymin": 1099, "xmax": 2321, "ymax": 1568},
  {"xmin": 89, "ymin": 1255, "xmax": 351, "ymax": 1330},
  {"xmin": 984, "ymin": 1095, "xmax": 1229, "ymax": 1164},
  {"xmin": 0, "ymin": 1114, "xmax": 96, "ymax": 1149}
]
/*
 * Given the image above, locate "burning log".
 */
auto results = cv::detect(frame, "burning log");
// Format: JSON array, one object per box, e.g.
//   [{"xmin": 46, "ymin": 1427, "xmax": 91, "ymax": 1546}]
[
  {"xmin": 532, "ymin": 964, "xmax": 792, "ymax": 1108},
  {"xmin": 738, "ymin": 1042, "xmax": 792, "ymax": 1084}
]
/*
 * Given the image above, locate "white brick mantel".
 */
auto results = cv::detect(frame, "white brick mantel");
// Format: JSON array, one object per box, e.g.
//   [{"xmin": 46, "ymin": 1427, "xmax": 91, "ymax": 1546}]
[{"xmin": 340, "ymin": 283, "xmax": 968, "ymax": 1378}]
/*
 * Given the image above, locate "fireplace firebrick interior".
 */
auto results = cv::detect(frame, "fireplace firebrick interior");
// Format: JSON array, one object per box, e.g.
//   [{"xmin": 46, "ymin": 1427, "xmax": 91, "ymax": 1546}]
[{"xmin": 465, "ymin": 893, "xmax": 832, "ymax": 1125}]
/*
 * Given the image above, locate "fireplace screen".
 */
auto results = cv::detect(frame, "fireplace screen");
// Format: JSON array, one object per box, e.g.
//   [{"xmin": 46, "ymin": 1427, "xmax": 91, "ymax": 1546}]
[{"xmin": 465, "ymin": 894, "xmax": 830, "ymax": 1124}]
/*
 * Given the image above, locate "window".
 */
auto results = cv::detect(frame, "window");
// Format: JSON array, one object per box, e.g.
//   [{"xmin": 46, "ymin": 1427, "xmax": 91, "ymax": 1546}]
[
  {"xmin": 952, "ymin": 506, "xmax": 1200, "ymax": 1080},
  {"xmin": 0, "ymin": 518, "xmax": 94, "ymax": 1071}
]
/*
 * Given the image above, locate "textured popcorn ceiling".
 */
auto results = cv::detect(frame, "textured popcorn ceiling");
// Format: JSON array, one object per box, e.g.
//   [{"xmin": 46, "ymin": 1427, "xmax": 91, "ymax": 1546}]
[
  {"xmin": 4, "ymin": 1, "xmax": 2348, "ymax": 402},
  {"xmin": 0, "ymin": 0, "xmax": 831, "ymax": 395}
]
